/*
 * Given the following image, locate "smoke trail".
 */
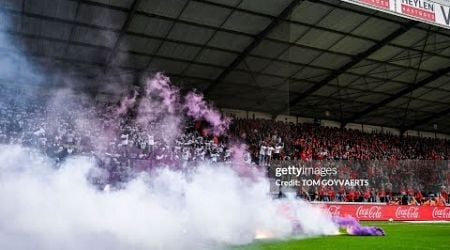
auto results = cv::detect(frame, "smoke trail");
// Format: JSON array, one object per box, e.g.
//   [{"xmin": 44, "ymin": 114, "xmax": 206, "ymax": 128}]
[
  {"xmin": 333, "ymin": 216, "xmax": 385, "ymax": 236},
  {"xmin": 0, "ymin": 12, "xmax": 45, "ymax": 107},
  {"xmin": 134, "ymin": 73, "xmax": 182, "ymax": 146},
  {"xmin": 116, "ymin": 90, "xmax": 138, "ymax": 115},
  {"xmin": 184, "ymin": 92, "xmax": 230, "ymax": 136},
  {"xmin": 145, "ymin": 72, "xmax": 180, "ymax": 115}
]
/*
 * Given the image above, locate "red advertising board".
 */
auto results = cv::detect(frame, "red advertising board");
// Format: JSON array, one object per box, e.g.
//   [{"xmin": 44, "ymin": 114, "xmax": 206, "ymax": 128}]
[
  {"xmin": 320, "ymin": 203, "xmax": 450, "ymax": 221},
  {"xmin": 401, "ymin": 4, "xmax": 436, "ymax": 21},
  {"xmin": 360, "ymin": 0, "xmax": 390, "ymax": 9}
]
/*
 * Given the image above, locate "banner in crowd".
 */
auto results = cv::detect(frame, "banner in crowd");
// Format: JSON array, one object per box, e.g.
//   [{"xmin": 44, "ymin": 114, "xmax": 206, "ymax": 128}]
[
  {"xmin": 342, "ymin": 0, "xmax": 450, "ymax": 29},
  {"xmin": 320, "ymin": 203, "xmax": 450, "ymax": 221}
]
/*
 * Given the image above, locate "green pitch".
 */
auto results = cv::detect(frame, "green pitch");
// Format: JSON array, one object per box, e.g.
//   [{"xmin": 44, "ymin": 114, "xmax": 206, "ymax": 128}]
[{"xmin": 232, "ymin": 222, "xmax": 450, "ymax": 250}]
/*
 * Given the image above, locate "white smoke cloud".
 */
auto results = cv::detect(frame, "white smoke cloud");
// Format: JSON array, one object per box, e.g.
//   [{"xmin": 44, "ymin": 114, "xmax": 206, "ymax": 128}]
[{"xmin": 0, "ymin": 144, "xmax": 310, "ymax": 250}]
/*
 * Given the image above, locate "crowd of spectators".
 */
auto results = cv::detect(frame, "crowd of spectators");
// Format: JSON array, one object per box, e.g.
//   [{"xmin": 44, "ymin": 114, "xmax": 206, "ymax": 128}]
[
  {"xmin": 0, "ymin": 87, "xmax": 232, "ymax": 183},
  {"xmin": 0, "ymin": 87, "xmax": 448, "ymax": 203},
  {"xmin": 269, "ymin": 159, "xmax": 449, "ymax": 205},
  {"xmin": 232, "ymin": 119, "xmax": 449, "ymax": 204},
  {"xmin": 294, "ymin": 184, "xmax": 449, "ymax": 206},
  {"xmin": 231, "ymin": 119, "xmax": 449, "ymax": 162}
]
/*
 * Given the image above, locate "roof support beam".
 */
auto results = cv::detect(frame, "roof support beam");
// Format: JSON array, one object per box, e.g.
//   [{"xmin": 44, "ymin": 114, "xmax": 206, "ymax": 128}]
[
  {"xmin": 192, "ymin": 0, "xmax": 450, "ymax": 60},
  {"xmin": 94, "ymin": 0, "xmax": 141, "ymax": 89},
  {"xmin": 401, "ymin": 107, "xmax": 450, "ymax": 133},
  {"xmin": 69, "ymin": 0, "xmax": 450, "ymax": 48},
  {"xmin": 3, "ymin": 28, "xmax": 446, "ymax": 89},
  {"xmin": 342, "ymin": 66, "xmax": 450, "ymax": 126},
  {"xmin": 273, "ymin": 20, "xmax": 416, "ymax": 117},
  {"xmin": 4, "ymin": 43, "xmax": 449, "ymax": 107},
  {"xmin": 1, "ymin": 6, "xmax": 444, "ymax": 74},
  {"xmin": 63, "ymin": 1, "xmax": 82, "ymax": 58},
  {"xmin": 202, "ymin": 0, "xmax": 304, "ymax": 95},
  {"xmin": 101, "ymin": 0, "xmax": 141, "ymax": 70}
]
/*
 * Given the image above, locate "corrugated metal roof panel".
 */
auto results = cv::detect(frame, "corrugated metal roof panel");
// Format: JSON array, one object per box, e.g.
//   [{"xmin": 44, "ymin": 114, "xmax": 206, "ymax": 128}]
[
  {"xmin": 128, "ymin": 15, "xmax": 173, "ymax": 38},
  {"xmin": 89, "ymin": 0, "xmax": 135, "ymax": 8},
  {"xmin": 167, "ymin": 23, "xmax": 215, "ymax": 44},
  {"xmin": 148, "ymin": 58, "xmax": 188, "ymax": 74},
  {"xmin": 239, "ymin": 0, "xmax": 292, "ymax": 16},
  {"xmin": 138, "ymin": 0, "xmax": 188, "ymax": 18},
  {"xmin": 289, "ymin": 1, "xmax": 333, "ymax": 24},
  {"xmin": 251, "ymin": 40, "xmax": 289, "ymax": 58},
  {"xmin": 317, "ymin": 8, "xmax": 367, "ymax": 33},
  {"xmin": 120, "ymin": 35, "xmax": 161, "ymax": 54},
  {"xmin": 195, "ymin": 48, "xmax": 237, "ymax": 66},
  {"xmin": 111, "ymin": 52, "xmax": 149, "ymax": 69},
  {"xmin": 296, "ymin": 29, "xmax": 344, "ymax": 50},
  {"xmin": 237, "ymin": 56, "xmax": 271, "ymax": 72},
  {"xmin": 184, "ymin": 64, "xmax": 222, "ymax": 79},
  {"xmin": 71, "ymin": 26, "xmax": 118, "ymax": 48},
  {"xmin": 77, "ymin": 4, "xmax": 127, "ymax": 29},
  {"xmin": 208, "ymin": 31, "xmax": 253, "ymax": 51},
  {"xmin": 157, "ymin": 41, "xmax": 201, "ymax": 60},
  {"xmin": 180, "ymin": 1, "xmax": 232, "ymax": 27},
  {"xmin": 263, "ymin": 61, "xmax": 298, "ymax": 77},
  {"xmin": 21, "ymin": 16, "xmax": 72, "ymax": 40},
  {"xmin": 267, "ymin": 21, "xmax": 308, "ymax": 42},
  {"xmin": 222, "ymin": 11, "xmax": 272, "ymax": 34},
  {"xmin": 25, "ymin": 0, "xmax": 78, "ymax": 21}
]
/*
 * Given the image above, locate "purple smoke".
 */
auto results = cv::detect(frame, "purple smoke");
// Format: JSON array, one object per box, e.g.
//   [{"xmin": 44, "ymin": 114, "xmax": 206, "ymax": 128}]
[
  {"xmin": 229, "ymin": 143, "xmax": 264, "ymax": 180},
  {"xmin": 184, "ymin": 92, "xmax": 230, "ymax": 136},
  {"xmin": 116, "ymin": 90, "xmax": 137, "ymax": 115},
  {"xmin": 333, "ymin": 216, "xmax": 385, "ymax": 236},
  {"xmin": 134, "ymin": 73, "xmax": 182, "ymax": 145},
  {"xmin": 145, "ymin": 72, "xmax": 179, "ymax": 114}
]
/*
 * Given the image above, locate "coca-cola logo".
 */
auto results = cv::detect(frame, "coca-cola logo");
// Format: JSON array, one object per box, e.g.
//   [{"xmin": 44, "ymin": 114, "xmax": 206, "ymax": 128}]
[
  {"xmin": 395, "ymin": 206, "xmax": 419, "ymax": 219},
  {"xmin": 327, "ymin": 205, "xmax": 341, "ymax": 216},
  {"xmin": 356, "ymin": 206, "xmax": 382, "ymax": 219},
  {"xmin": 432, "ymin": 207, "xmax": 450, "ymax": 219}
]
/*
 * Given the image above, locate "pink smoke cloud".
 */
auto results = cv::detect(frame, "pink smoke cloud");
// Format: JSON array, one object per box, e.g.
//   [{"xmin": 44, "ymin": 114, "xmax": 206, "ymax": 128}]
[
  {"xmin": 116, "ymin": 90, "xmax": 138, "ymax": 115},
  {"xmin": 145, "ymin": 72, "xmax": 179, "ymax": 114},
  {"xmin": 184, "ymin": 92, "xmax": 230, "ymax": 136}
]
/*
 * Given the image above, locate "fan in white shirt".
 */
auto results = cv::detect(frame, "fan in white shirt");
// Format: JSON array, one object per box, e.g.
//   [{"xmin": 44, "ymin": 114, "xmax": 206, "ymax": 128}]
[
  {"xmin": 266, "ymin": 145, "xmax": 275, "ymax": 165},
  {"xmin": 273, "ymin": 143, "xmax": 284, "ymax": 160},
  {"xmin": 259, "ymin": 143, "xmax": 267, "ymax": 166}
]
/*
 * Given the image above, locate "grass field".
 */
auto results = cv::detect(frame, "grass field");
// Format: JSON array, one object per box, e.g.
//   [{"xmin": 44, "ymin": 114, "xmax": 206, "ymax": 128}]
[{"xmin": 232, "ymin": 222, "xmax": 450, "ymax": 250}]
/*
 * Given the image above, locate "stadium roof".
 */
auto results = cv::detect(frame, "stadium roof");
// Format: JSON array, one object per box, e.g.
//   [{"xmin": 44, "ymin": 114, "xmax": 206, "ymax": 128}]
[{"xmin": 0, "ymin": 0, "xmax": 449, "ymax": 134}]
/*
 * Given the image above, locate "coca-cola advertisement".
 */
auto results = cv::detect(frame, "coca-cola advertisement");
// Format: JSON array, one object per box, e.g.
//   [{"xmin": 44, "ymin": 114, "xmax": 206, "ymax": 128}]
[
  {"xmin": 320, "ymin": 203, "xmax": 450, "ymax": 221},
  {"xmin": 327, "ymin": 205, "xmax": 342, "ymax": 217},
  {"xmin": 395, "ymin": 206, "xmax": 420, "ymax": 219},
  {"xmin": 356, "ymin": 206, "xmax": 383, "ymax": 219},
  {"xmin": 432, "ymin": 207, "xmax": 450, "ymax": 219}
]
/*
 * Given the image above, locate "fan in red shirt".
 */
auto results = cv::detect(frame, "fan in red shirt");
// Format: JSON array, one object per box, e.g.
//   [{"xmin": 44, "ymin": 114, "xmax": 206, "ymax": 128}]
[
  {"xmin": 379, "ymin": 188, "xmax": 386, "ymax": 203},
  {"xmin": 355, "ymin": 189, "xmax": 361, "ymax": 202},
  {"xmin": 415, "ymin": 190, "xmax": 423, "ymax": 204},
  {"xmin": 347, "ymin": 189, "xmax": 355, "ymax": 202},
  {"xmin": 407, "ymin": 186, "xmax": 415, "ymax": 198},
  {"xmin": 440, "ymin": 189, "xmax": 448, "ymax": 204},
  {"xmin": 363, "ymin": 189, "xmax": 371, "ymax": 202},
  {"xmin": 329, "ymin": 188, "xmax": 336, "ymax": 202}
]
